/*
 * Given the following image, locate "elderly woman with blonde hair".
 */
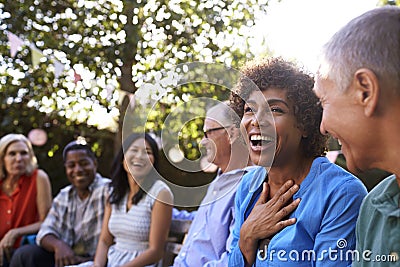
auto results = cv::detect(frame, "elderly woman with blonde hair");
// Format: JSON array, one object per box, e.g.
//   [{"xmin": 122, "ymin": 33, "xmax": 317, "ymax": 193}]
[{"xmin": 0, "ymin": 134, "xmax": 52, "ymax": 267}]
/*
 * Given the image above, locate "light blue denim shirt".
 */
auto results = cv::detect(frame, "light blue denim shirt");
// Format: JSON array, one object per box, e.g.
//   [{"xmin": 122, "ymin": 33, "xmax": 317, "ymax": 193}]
[
  {"xmin": 173, "ymin": 167, "xmax": 255, "ymax": 267},
  {"xmin": 229, "ymin": 157, "xmax": 367, "ymax": 267}
]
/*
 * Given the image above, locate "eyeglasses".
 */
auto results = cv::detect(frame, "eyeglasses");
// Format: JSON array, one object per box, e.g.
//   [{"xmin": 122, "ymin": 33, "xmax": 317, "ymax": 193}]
[{"xmin": 203, "ymin": 126, "xmax": 230, "ymax": 138}]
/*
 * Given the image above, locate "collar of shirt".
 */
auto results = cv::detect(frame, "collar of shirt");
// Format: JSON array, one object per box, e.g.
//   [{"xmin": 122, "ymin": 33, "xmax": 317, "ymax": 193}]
[
  {"xmin": 213, "ymin": 168, "xmax": 247, "ymax": 191},
  {"xmin": 371, "ymin": 174, "xmax": 400, "ymax": 217},
  {"xmin": 66, "ymin": 173, "xmax": 103, "ymax": 196},
  {"xmin": 201, "ymin": 168, "xmax": 250, "ymax": 205},
  {"xmin": 247, "ymin": 157, "xmax": 330, "ymax": 198}
]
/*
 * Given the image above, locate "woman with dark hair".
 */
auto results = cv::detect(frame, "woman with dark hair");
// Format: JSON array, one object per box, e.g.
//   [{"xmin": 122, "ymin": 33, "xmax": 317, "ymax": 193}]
[
  {"xmin": 73, "ymin": 133, "xmax": 173, "ymax": 267},
  {"xmin": 228, "ymin": 58, "xmax": 367, "ymax": 266},
  {"xmin": 108, "ymin": 133, "xmax": 161, "ymax": 207}
]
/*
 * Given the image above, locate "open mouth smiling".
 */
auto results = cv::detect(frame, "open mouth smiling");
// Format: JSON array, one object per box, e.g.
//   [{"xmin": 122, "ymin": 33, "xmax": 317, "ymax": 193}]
[{"xmin": 249, "ymin": 134, "xmax": 275, "ymax": 150}]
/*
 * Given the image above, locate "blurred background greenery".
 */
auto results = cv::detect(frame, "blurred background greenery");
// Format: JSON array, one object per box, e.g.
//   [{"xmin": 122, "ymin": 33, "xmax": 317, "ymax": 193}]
[{"xmin": 0, "ymin": 0, "xmax": 397, "ymax": 201}]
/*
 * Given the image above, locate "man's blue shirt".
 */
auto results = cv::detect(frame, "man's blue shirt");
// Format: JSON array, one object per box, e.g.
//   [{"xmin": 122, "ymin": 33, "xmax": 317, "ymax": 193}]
[{"xmin": 173, "ymin": 167, "xmax": 254, "ymax": 267}]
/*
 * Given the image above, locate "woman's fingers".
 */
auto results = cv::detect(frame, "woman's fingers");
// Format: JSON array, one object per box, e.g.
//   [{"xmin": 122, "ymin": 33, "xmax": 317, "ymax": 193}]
[
  {"xmin": 277, "ymin": 198, "xmax": 301, "ymax": 220},
  {"xmin": 246, "ymin": 180, "xmax": 301, "ymax": 240},
  {"xmin": 270, "ymin": 180, "xmax": 299, "ymax": 210},
  {"xmin": 254, "ymin": 182, "xmax": 270, "ymax": 206},
  {"xmin": 276, "ymin": 217, "xmax": 297, "ymax": 231}
]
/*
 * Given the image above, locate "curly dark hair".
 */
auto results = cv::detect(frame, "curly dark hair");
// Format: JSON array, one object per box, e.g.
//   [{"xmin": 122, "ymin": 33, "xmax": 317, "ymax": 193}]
[
  {"xmin": 109, "ymin": 133, "xmax": 160, "ymax": 206},
  {"xmin": 230, "ymin": 57, "xmax": 327, "ymax": 158}
]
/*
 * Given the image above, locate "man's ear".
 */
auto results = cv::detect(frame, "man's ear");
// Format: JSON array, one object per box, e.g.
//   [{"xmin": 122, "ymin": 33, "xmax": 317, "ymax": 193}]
[
  {"xmin": 93, "ymin": 158, "xmax": 98, "ymax": 169},
  {"xmin": 228, "ymin": 125, "xmax": 239, "ymax": 144},
  {"xmin": 353, "ymin": 68, "xmax": 379, "ymax": 117}
]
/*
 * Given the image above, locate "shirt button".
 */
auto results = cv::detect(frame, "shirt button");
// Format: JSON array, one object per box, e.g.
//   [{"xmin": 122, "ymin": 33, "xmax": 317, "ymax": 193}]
[
  {"xmin": 213, "ymin": 190, "xmax": 217, "ymax": 195},
  {"xmin": 7, "ymin": 209, "xmax": 11, "ymax": 214},
  {"xmin": 181, "ymin": 252, "xmax": 186, "ymax": 257},
  {"xmin": 193, "ymin": 232, "xmax": 198, "ymax": 237},
  {"xmin": 390, "ymin": 252, "xmax": 399, "ymax": 261}
]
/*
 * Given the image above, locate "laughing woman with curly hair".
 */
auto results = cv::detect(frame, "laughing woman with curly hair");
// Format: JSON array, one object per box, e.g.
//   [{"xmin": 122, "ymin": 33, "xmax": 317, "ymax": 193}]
[{"xmin": 228, "ymin": 58, "xmax": 367, "ymax": 267}]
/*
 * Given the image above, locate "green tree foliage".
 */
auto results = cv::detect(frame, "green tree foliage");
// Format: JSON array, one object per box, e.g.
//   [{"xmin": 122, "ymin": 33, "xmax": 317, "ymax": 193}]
[
  {"xmin": 0, "ymin": 0, "xmax": 270, "ymax": 192},
  {"xmin": 378, "ymin": 0, "xmax": 400, "ymax": 6},
  {"xmin": 0, "ymin": 0, "xmax": 269, "ymax": 130}
]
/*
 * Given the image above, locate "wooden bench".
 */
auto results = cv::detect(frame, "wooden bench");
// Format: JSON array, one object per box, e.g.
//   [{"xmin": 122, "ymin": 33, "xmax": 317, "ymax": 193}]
[{"xmin": 163, "ymin": 219, "xmax": 192, "ymax": 266}]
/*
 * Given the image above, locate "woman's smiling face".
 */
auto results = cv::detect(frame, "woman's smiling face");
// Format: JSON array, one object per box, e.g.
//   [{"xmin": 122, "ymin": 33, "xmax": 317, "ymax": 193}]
[
  {"xmin": 123, "ymin": 138, "xmax": 155, "ymax": 181},
  {"xmin": 242, "ymin": 88, "xmax": 304, "ymax": 167}
]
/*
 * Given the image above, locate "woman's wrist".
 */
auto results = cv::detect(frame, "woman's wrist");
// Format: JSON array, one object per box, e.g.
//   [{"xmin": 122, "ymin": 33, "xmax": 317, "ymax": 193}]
[
  {"xmin": 239, "ymin": 222, "xmax": 258, "ymax": 254},
  {"xmin": 240, "ymin": 220, "xmax": 258, "ymax": 244},
  {"xmin": 9, "ymin": 228, "xmax": 21, "ymax": 238}
]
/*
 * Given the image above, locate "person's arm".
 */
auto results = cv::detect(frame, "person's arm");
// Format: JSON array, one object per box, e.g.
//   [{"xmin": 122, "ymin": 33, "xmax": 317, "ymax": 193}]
[
  {"xmin": 36, "ymin": 189, "xmax": 87, "ymax": 267},
  {"xmin": 92, "ymin": 201, "xmax": 114, "ymax": 267},
  {"xmin": 8, "ymin": 169, "xmax": 52, "ymax": 237},
  {"xmin": 40, "ymin": 234, "xmax": 93, "ymax": 267},
  {"xmin": 202, "ymin": 205, "xmax": 236, "ymax": 267},
  {"xmin": 121, "ymin": 189, "xmax": 173, "ymax": 267},
  {"xmin": 353, "ymin": 201, "xmax": 366, "ymax": 267},
  {"xmin": 36, "ymin": 169, "xmax": 53, "ymax": 220},
  {"xmin": 228, "ymin": 177, "xmax": 248, "ymax": 267},
  {"xmin": 40, "ymin": 233, "xmax": 77, "ymax": 267},
  {"xmin": 236, "ymin": 181, "xmax": 300, "ymax": 267},
  {"xmin": 313, "ymin": 180, "xmax": 367, "ymax": 267}
]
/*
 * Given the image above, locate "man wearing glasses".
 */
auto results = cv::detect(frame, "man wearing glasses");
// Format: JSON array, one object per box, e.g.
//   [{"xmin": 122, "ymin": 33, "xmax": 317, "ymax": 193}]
[{"xmin": 173, "ymin": 101, "xmax": 254, "ymax": 267}]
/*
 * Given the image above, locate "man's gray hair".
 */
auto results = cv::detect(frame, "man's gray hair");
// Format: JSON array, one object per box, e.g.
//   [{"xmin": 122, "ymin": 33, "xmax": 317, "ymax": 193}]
[
  {"xmin": 319, "ymin": 6, "xmax": 400, "ymax": 93},
  {"xmin": 206, "ymin": 101, "xmax": 240, "ymax": 128}
]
